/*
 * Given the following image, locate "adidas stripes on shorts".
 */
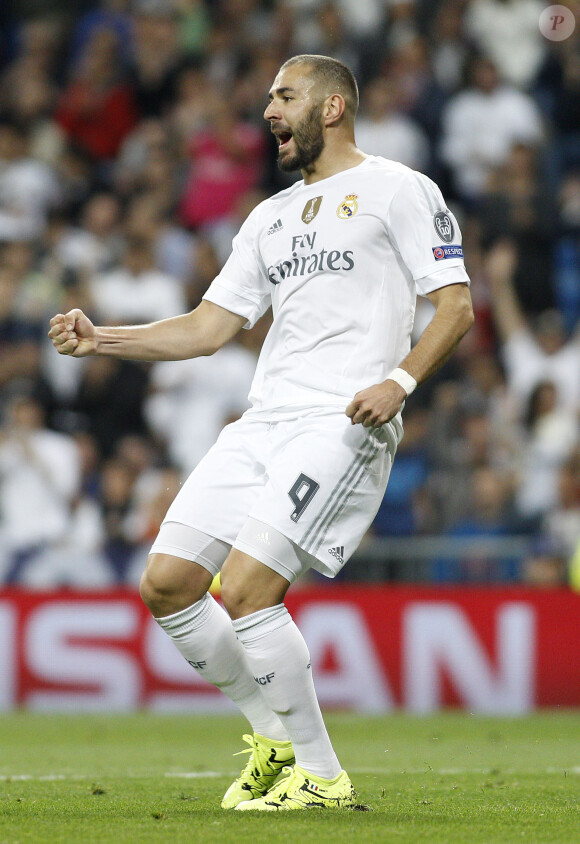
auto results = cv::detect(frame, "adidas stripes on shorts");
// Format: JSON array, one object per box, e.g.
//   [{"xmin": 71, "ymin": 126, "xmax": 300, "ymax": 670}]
[{"xmin": 154, "ymin": 408, "xmax": 398, "ymax": 580}]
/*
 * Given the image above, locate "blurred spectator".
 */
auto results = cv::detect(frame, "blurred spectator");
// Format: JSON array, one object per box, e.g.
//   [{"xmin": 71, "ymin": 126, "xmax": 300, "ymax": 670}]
[
  {"xmin": 479, "ymin": 142, "xmax": 556, "ymax": 315},
  {"xmin": 554, "ymin": 172, "xmax": 580, "ymax": 332},
  {"xmin": 371, "ymin": 404, "xmax": 432, "ymax": 536},
  {"xmin": 286, "ymin": 0, "xmax": 386, "ymax": 42},
  {"xmin": 543, "ymin": 450, "xmax": 580, "ymax": 563},
  {"xmin": 290, "ymin": 2, "xmax": 362, "ymax": 78},
  {"xmin": 145, "ymin": 339, "xmax": 258, "ymax": 474},
  {"xmin": 534, "ymin": 34, "xmax": 580, "ymax": 180},
  {"xmin": 99, "ymin": 435, "xmax": 176, "ymax": 582},
  {"xmin": 464, "ymin": 0, "xmax": 546, "ymax": 90},
  {"xmin": 114, "ymin": 117, "xmax": 184, "ymax": 211},
  {"xmin": 382, "ymin": 34, "xmax": 447, "ymax": 142},
  {"xmin": 452, "ymin": 352, "xmax": 520, "ymax": 464},
  {"xmin": 98, "ymin": 455, "xmax": 139, "ymax": 580},
  {"xmin": 169, "ymin": 62, "xmax": 210, "ymax": 144},
  {"xmin": 433, "ymin": 466, "xmax": 521, "ymax": 583},
  {"xmin": 0, "ymin": 263, "xmax": 44, "ymax": 390},
  {"xmin": 53, "ymin": 144, "xmax": 96, "ymax": 216},
  {"xmin": 68, "ymin": 356, "xmax": 150, "ymax": 458},
  {"xmin": 1, "ymin": 69, "xmax": 63, "ymax": 166},
  {"xmin": 2, "ymin": 240, "xmax": 63, "ymax": 326},
  {"xmin": 384, "ymin": 0, "xmax": 420, "ymax": 51},
  {"xmin": 440, "ymin": 55, "xmax": 543, "ymax": 202},
  {"xmin": 207, "ymin": 187, "xmax": 269, "ymax": 268},
  {"xmin": 485, "ymin": 239, "xmax": 580, "ymax": 416},
  {"xmin": 179, "ymin": 92, "xmax": 266, "ymax": 230},
  {"xmin": 232, "ymin": 46, "xmax": 289, "ymax": 126},
  {"xmin": 49, "ymin": 192, "xmax": 123, "ymax": 277},
  {"xmin": 128, "ymin": 0, "xmax": 184, "ymax": 118},
  {"xmin": 514, "ymin": 380, "xmax": 579, "ymax": 523},
  {"xmin": 219, "ymin": 0, "xmax": 284, "ymax": 54},
  {"xmin": 16, "ymin": 485, "xmax": 111, "ymax": 589},
  {"xmin": 88, "ymin": 232, "xmax": 186, "ymax": 324},
  {"xmin": 355, "ymin": 75, "xmax": 429, "ymax": 171},
  {"xmin": 0, "ymin": 390, "xmax": 81, "ymax": 583},
  {"xmin": 55, "ymin": 26, "xmax": 138, "ymax": 163},
  {"xmin": 176, "ymin": 0, "xmax": 212, "ymax": 59},
  {"xmin": 0, "ymin": 120, "xmax": 60, "ymax": 241},
  {"xmin": 68, "ymin": 0, "xmax": 133, "ymax": 67},
  {"xmin": 124, "ymin": 191, "xmax": 197, "ymax": 284},
  {"xmin": 428, "ymin": 392, "xmax": 508, "ymax": 529},
  {"xmin": 124, "ymin": 464, "xmax": 183, "ymax": 584},
  {"xmin": 428, "ymin": 0, "xmax": 470, "ymax": 95},
  {"xmin": 1, "ymin": 16, "xmax": 65, "ymax": 90},
  {"xmin": 202, "ymin": 21, "xmax": 244, "ymax": 90}
]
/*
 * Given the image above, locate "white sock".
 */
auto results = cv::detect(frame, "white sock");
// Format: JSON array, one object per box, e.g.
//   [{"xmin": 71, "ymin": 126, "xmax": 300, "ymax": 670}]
[
  {"xmin": 232, "ymin": 604, "xmax": 342, "ymax": 779},
  {"xmin": 155, "ymin": 594, "xmax": 289, "ymax": 742}
]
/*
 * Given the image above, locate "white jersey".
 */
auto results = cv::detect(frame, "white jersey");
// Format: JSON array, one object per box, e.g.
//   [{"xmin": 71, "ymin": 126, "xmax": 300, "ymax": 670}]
[{"xmin": 203, "ymin": 155, "xmax": 469, "ymax": 428}]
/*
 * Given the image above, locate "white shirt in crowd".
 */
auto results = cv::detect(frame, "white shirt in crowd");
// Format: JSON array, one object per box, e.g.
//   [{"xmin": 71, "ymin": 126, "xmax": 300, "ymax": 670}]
[
  {"xmin": 0, "ymin": 157, "xmax": 60, "ymax": 241},
  {"xmin": 0, "ymin": 428, "xmax": 80, "ymax": 554},
  {"xmin": 441, "ymin": 85, "xmax": 543, "ymax": 197},
  {"xmin": 355, "ymin": 114, "xmax": 429, "ymax": 172},
  {"xmin": 145, "ymin": 344, "xmax": 257, "ymax": 473},
  {"xmin": 465, "ymin": 0, "xmax": 547, "ymax": 90},
  {"xmin": 503, "ymin": 329, "xmax": 580, "ymax": 414},
  {"xmin": 515, "ymin": 408, "xmax": 580, "ymax": 518},
  {"xmin": 90, "ymin": 267, "xmax": 186, "ymax": 324}
]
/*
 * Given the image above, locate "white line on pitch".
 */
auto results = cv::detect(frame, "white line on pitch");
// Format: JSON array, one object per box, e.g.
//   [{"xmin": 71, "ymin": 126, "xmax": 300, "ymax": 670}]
[
  {"xmin": 351, "ymin": 766, "xmax": 580, "ymax": 776},
  {"xmin": 164, "ymin": 771, "xmax": 230, "ymax": 778},
  {"xmin": 0, "ymin": 771, "xmax": 230, "ymax": 782},
  {"xmin": 1, "ymin": 767, "xmax": 578, "ymax": 783}
]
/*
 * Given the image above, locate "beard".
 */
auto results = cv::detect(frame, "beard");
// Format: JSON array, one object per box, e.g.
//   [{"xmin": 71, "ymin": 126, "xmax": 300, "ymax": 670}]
[{"xmin": 277, "ymin": 103, "xmax": 325, "ymax": 172}]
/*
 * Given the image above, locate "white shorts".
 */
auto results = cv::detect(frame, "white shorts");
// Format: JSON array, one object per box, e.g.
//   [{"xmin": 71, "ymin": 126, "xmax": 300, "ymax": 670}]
[{"xmin": 153, "ymin": 408, "xmax": 398, "ymax": 580}]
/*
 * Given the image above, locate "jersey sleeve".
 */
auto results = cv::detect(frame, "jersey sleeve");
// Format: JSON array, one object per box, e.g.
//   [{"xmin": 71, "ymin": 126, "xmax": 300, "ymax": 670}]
[
  {"xmin": 202, "ymin": 205, "xmax": 271, "ymax": 328},
  {"xmin": 386, "ymin": 171, "xmax": 470, "ymax": 296}
]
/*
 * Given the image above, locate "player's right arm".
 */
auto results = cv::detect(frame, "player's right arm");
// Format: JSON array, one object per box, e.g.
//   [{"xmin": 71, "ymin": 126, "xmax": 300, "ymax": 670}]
[{"xmin": 48, "ymin": 300, "xmax": 247, "ymax": 361}]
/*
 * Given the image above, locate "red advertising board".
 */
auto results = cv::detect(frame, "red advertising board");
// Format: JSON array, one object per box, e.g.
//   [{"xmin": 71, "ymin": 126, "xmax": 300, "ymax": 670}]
[{"xmin": 1, "ymin": 586, "xmax": 579, "ymax": 712}]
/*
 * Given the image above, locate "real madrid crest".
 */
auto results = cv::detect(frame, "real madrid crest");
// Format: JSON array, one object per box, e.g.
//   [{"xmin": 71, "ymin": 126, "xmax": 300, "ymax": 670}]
[
  {"xmin": 337, "ymin": 194, "xmax": 358, "ymax": 219},
  {"xmin": 302, "ymin": 196, "xmax": 323, "ymax": 224}
]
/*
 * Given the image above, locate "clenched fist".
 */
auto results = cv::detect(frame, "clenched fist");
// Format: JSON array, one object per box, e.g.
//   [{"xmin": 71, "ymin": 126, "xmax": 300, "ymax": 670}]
[
  {"xmin": 345, "ymin": 379, "xmax": 407, "ymax": 428},
  {"xmin": 48, "ymin": 309, "xmax": 97, "ymax": 357}
]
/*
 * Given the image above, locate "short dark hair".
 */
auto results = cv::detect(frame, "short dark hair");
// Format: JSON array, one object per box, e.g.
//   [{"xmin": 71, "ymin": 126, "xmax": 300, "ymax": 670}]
[{"xmin": 281, "ymin": 54, "xmax": 359, "ymax": 119}]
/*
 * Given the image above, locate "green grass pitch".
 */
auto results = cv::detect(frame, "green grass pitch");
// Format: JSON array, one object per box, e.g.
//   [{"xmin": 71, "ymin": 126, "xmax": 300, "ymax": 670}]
[{"xmin": 0, "ymin": 711, "xmax": 578, "ymax": 843}]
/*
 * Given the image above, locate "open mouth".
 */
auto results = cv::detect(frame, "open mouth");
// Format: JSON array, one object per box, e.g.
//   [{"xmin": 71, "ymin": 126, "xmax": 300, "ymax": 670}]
[{"xmin": 274, "ymin": 129, "xmax": 293, "ymax": 150}]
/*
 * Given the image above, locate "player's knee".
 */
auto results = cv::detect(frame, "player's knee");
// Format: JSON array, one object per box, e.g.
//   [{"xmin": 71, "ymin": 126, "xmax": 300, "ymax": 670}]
[
  {"xmin": 139, "ymin": 557, "xmax": 173, "ymax": 614},
  {"xmin": 139, "ymin": 553, "xmax": 211, "ymax": 617},
  {"xmin": 220, "ymin": 562, "xmax": 287, "ymax": 620},
  {"xmin": 219, "ymin": 577, "xmax": 246, "ymax": 619},
  {"xmin": 220, "ymin": 564, "xmax": 254, "ymax": 618}
]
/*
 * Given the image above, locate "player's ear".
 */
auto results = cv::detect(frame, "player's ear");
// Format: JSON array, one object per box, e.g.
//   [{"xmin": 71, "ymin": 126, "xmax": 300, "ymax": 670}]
[{"xmin": 323, "ymin": 93, "xmax": 346, "ymax": 126}]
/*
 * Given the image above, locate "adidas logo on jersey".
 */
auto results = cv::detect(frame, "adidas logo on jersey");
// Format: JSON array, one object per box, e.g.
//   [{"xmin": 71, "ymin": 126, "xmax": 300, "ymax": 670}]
[
  {"xmin": 267, "ymin": 218, "xmax": 283, "ymax": 235},
  {"xmin": 328, "ymin": 546, "xmax": 344, "ymax": 564}
]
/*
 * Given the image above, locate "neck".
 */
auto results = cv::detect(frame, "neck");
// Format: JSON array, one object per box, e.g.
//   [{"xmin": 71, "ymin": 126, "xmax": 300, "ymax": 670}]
[{"xmin": 301, "ymin": 139, "xmax": 367, "ymax": 184}]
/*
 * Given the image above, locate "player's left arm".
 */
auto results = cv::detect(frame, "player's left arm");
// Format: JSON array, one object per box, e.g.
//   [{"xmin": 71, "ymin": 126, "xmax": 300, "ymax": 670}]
[{"xmin": 346, "ymin": 282, "xmax": 473, "ymax": 427}]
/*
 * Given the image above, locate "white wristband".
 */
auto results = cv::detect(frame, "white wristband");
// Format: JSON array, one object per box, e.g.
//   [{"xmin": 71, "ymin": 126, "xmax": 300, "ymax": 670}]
[{"xmin": 387, "ymin": 367, "xmax": 417, "ymax": 396}]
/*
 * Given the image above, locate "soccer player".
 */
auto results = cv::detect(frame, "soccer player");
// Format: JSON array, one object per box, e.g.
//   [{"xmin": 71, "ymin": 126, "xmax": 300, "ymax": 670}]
[{"xmin": 48, "ymin": 55, "xmax": 473, "ymax": 810}]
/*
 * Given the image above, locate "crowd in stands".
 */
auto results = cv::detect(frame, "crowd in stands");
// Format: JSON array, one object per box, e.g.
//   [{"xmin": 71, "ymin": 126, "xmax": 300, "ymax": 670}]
[{"xmin": 1, "ymin": 0, "xmax": 579, "ymax": 589}]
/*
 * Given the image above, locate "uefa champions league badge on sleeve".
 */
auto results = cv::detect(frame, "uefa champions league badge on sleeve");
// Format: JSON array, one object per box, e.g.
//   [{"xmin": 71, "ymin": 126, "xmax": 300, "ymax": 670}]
[
  {"xmin": 433, "ymin": 210, "xmax": 454, "ymax": 243},
  {"xmin": 433, "ymin": 244, "xmax": 463, "ymax": 261}
]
